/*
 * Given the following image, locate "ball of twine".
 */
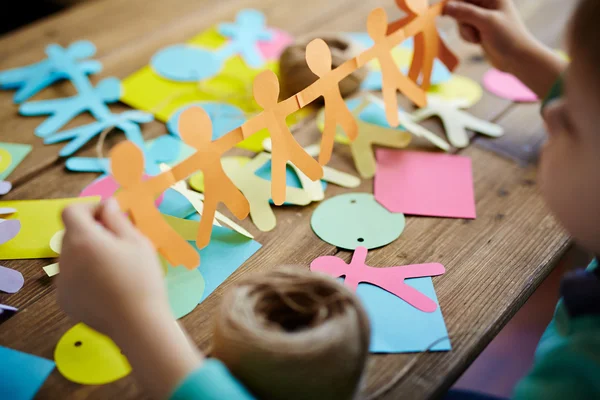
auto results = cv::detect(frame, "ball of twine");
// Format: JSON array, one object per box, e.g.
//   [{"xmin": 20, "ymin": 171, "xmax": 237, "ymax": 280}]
[
  {"xmin": 279, "ymin": 34, "xmax": 368, "ymax": 101},
  {"xmin": 212, "ymin": 267, "xmax": 371, "ymax": 400}
]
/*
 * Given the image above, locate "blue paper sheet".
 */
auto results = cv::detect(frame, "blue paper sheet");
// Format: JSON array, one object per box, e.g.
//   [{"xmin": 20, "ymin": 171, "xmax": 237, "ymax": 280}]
[
  {"xmin": 158, "ymin": 189, "xmax": 197, "ymax": 219},
  {"xmin": 151, "ymin": 45, "xmax": 222, "ymax": 82},
  {"xmin": 0, "ymin": 345, "xmax": 55, "ymax": 400},
  {"xmin": 354, "ymin": 277, "xmax": 451, "ymax": 353},
  {"xmin": 0, "ymin": 142, "xmax": 33, "ymax": 181},
  {"xmin": 186, "ymin": 216, "xmax": 261, "ymax": 302}
]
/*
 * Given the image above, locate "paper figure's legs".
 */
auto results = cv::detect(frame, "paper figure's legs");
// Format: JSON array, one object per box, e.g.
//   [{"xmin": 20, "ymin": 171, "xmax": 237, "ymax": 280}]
[
  {"xmin": 282, "ymin": 185, "xmax": 311, "ymax": 206},
  {"xmin": 157, "ymin": 220, "xmax": 200, "ymax": 270},
  {"xmin": 350, "ymin": 135, "xmax": 376, "ymax": 179},
  {"xmin": 270, "ymin": 150, "xmax": 288, "ymax": 206},
  {"xmin": 408, "ymin": 33, "xmax": 425, "ymax": 84},
  {"xmin": 419, "ymin": 31, "xmax": 437, "ymax": 91},
  {"xmin": 390, "ymin": 282, "xmax": 439, "ymax": 312},
  {"xmin": 289, "ymin": 140, "xmax": 323, "ymax": 182},
  {"xmin": 37, "ymin": 109, "xmax": 81, "ymax": 138},
  {"xmin": 221, "ymin": 181, "xmax": 251, "ymax": 220},
  {"xmin": 439, "ymin": 113, "xmax": 469, "ymax": 148},
  {"xmin": 456, "ymin": 110, "xmax": 504, "ymax": 138},
  {"xmin": 439, "ymin": 38, "xmax": 459, "ymax": 72},
  {"xmin": 382, "ymin": 83, "xmax": 400, "ymax": 128},
  {"xmin": 396, "ymin": 70, "xmax": 427, "ymax": 109},
  {"xmin": 195, "ymin": 196, "xmax": 218, "ymax": 250},
  {"xmin": 370, "ymin": 124, "xmax": 412, "ymax": 148},
  {"xmin": 320, "ymin": 107, "xmax": 337, "ymax": 165},
  {"xmin": 339, "ymin": 105, "xmax": 359, "ymax": 142},
  {"xmin": 249, "ymin": 196, "xmax": 277, "ymax": 232}
]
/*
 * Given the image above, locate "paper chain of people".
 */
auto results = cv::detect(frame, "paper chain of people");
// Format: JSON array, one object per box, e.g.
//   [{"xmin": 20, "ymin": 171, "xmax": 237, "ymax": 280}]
[{"xmin": 111, "ymin": 0, "xmax": 458, "ymax": 269}]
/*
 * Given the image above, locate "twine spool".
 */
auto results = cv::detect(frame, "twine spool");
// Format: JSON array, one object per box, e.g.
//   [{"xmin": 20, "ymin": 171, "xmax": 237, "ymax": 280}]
[
  {"xmin": 279, "ymin": 34, "xmax": 368, "ymax": 101},
  {"xmin": 212, "ymin": 267, "xmax": 371, "ymax": 400}
]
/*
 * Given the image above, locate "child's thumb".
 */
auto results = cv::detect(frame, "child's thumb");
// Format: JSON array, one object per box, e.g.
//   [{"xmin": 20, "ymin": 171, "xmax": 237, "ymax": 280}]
[{"xmin": 444, "ymin": 1, "xmax": 493, "ymax": 28}]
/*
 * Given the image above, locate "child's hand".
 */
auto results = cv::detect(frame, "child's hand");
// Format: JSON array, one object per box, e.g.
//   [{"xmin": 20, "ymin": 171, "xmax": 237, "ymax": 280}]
[
  {"xmin": 58, "ymin": 199, "xmax": 203, "ymax": 399},
  {"xmin": 58, "ymin": 198, "xmax": 169, "ymax": 340},
  {"xmin": 444, "ymin": 0, "xmax": 536, "ymax": 74}
]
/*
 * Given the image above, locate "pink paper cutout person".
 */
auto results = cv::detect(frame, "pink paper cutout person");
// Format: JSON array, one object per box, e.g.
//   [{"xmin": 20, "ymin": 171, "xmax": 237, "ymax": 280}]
[{"xmin": 310, "ymin": 246, "xmax": 445, "ymax": 312}]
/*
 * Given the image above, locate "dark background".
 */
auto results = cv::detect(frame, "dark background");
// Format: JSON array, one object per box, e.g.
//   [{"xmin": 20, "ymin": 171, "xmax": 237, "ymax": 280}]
[{"xmin": 0, "ymin": 0, "xmax": 81, "ymax": 34}]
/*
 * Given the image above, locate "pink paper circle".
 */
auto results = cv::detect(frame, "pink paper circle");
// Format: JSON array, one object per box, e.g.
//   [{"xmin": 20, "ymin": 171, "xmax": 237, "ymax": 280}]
[
  {"xmin": 483, "ymin": 69, "xmax": 538, "ymax": 103},
  {"xmin": 257, "ymin": 29, "xmax": 293, "ymax": 60},
  {"xmin": 80, "ymin": 175, "xmax": 164, "ymax": 206}
]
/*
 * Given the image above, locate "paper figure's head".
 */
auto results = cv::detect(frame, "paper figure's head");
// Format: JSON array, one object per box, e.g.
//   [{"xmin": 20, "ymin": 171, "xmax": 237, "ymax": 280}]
[
  {"xmin": 178, "ymin": 106, "xmax": 213, "ymax": 150},
  {"xmin": 366, "ymin": 8, "xmax": 389, "ymax": 41},
  {"xmin": 395, "ymin": 0, "xmax": 428, "ymax": 15},
  {"xmin": 305, "ymin": 38, "xmax": 332, "ymax": 77},
  {"xmin": 110, "ymin": 141, "xmax": 144, "ymax": 188},
  {"xmin": 253, "ymin": 70, "xmax": 280, "ymax": 109}
]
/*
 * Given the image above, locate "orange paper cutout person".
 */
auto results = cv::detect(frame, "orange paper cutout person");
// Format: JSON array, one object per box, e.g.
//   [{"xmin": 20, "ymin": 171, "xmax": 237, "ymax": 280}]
[
  {"xmin": 359, "ymin": 7, "xmax": 427, "ymax": 128},
  {"xmin": 298, "ymin": 39, "xmax": 358, "ymax": 165},
  {"xmin": 111, "ymin": 141, "xmax": 199, "ymax": 270},
  {"xmin": 172, "ymin": 106, "xmax": 250, "ymax": 249},
  {"xmin": 241, "ymin": 70, "xmax": 323, "ymax": 205},
  {"xmin": 388, "ymin": 0, "xmax": 458, "ymax": 91}
]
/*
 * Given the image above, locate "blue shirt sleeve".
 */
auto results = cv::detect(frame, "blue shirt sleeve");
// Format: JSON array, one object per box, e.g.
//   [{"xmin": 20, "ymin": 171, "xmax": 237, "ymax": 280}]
[{"xmin": 170, "ymin": 359, "xmax": 255, "ymax": 400}]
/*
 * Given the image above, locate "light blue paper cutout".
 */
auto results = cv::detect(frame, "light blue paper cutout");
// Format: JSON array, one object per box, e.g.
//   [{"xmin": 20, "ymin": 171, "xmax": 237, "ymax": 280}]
[
  {"xmin": 185, "ymin": 218, "xmax": 262, "ymax": 302},
  {"xmin": 44, "ymin": 110, "xmax": 151, "ymax": 157},
  {"xmin": 19, "ymin": 77, "xmax": 121, "ymax": 138},
  {"xmin": 0, "ymin": 142, "xmax": 33, "ymax": 181},
  {"xmin": 65, "ymin": 134, "xmax": 192, "ymax": 176},
  {"xmin": 0, "ymin": 345, "xmax": 56, "ymax": 400},
  {"xmin": 151, "ymin": 45, "xmax": 222, "ymax": 82},
  {"xmin": 159, "ymin": 189, "xmax": 197, "ymax": 220},
  {"xmin": 345, "ymin": 98, "xmax": 406, "ymax": 131},
  {"xmin": 254, "ymin": 159, "xmax": 327, "ymax": 205},
  {"xmin": 217, "ymin": 9, "xmax": 273, "ymax": 68},
  {"xmin": 353, "ymin": 277, "xmax": 451, "ymax": 353},
  {"xmin": 167, "ymin": 102, "xmax": 247, "ymax": 140},
  {"xmin": 0, "ymin": 41, "xmax": 102, "ymax": 104}
]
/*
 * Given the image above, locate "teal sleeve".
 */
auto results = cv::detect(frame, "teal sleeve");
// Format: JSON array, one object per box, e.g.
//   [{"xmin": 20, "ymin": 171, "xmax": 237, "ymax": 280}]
[{"xmin": 170, "ymin": 359, "xmax": 255, "ymax": 400}]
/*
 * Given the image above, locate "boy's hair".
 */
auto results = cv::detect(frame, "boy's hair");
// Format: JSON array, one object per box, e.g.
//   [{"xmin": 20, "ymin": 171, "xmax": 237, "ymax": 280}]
[{"xmin": 571, "ymin": 0, "xmax": 600, "ymax": 65}]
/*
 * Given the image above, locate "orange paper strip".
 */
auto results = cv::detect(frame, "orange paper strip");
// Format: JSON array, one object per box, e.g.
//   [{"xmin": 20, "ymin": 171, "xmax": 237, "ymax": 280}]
[{"xmin": 111, "ymin": 141, "xmax": 199, "ymax": 270}]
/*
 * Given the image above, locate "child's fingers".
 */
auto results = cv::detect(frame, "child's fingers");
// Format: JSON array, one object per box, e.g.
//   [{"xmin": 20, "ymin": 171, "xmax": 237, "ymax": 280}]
[
  {"xmin": 62, "ymin": 203, "xmax": 101, "ymax": 235},
  {"xmin": 444, "ymin": 1, "xmax": 494, "ymax": 27},
  {"xmin": 98, "ymin": 198, "xmax": 139, "ymax": 239},
  {"xmin": 459, "ymin": 24, "xmax": 481, "ymax": 43}
]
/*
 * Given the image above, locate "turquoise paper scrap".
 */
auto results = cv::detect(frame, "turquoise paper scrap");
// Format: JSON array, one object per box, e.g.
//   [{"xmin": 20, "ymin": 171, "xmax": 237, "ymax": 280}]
[
  {"xmin": 0, "ymin": 345, "xmax": 55, "ymax": 400},
  {"xmin": 354, "ymin": 277, "xmax": 451, "ymax": 353},
  {"xmin": 187, "ymin": 216, "xmax": 261, "ymax": 302},
  {"xmin": 0, "ymin": 142, "xmax": 33, "ymax": 181}
]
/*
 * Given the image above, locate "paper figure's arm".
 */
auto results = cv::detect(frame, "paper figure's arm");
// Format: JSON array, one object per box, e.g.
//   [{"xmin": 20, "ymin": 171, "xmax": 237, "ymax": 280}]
[
  {"xmin": 241, "ymin": 113, "xmax": 267, "ymax": 139},
  {"xmin": 386, "ymin": 15, "xmax": 417, "ymax": 35},
  {"xmin": 213, "ymin": 126, "xmax": 245, "ymax": 153},
  {"xmin": 438, "ymin": 38, "xmax": 459, "ymax": 72},
  {"xmin": 276, "ymin": 95, "xmax": 301, "ymax": 117},
  {"xmin": 169, "ymin": 155, "xmax": 203, "ymax": 183},
  {"xmin": 297, "ymin": 58, "xmax": 359, "ymax": 107},
  {"xmin": 355, "ymin": 47, "xmax": 378, "ymax": 68},
  {"xmin": 387, "ymin": 3, "xmax": 444, "ymax": 48},
  {"xmin": 146, "ymin": 171, "xmax": 178, "ymax": 196}
]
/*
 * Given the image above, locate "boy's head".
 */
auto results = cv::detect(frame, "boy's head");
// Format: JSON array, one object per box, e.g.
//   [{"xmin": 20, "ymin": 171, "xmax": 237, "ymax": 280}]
[{"xmin": 541, "ymin": 0, "xmax": 600, "ymax": 255}]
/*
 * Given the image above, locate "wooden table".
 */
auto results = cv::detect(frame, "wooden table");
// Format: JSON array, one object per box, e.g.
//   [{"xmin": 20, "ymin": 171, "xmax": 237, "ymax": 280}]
[{"xmin": 0, "ymin": 0, "xmax": 575, "ymax": 398}]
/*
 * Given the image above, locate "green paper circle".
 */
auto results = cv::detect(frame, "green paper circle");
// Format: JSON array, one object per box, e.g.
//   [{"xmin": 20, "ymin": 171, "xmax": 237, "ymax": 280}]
[
  {"xmin": 311, "ymin": 193, "xmax": 405, "ymax": 250},
  {"xmin": 166, "ymin": 265, "xmax": 206, "ymax": 319}
]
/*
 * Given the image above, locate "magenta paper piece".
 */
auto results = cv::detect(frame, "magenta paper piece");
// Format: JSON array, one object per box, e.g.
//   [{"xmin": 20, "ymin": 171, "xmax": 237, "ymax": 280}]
[
  {"xmin": 257, "ymin": 29, "xmax": 293, "ymax": 60},
  {"xmin": 0, "ymin": 181, "xmax": 11, "ymax": 195},
  {"xmin": 310, "ymin": 246, "xmax": 445, "ymax": 312},
  {"xmin": 0, "ymin": 219, "xmax": 21, "ymax": 245},
  {"xmin": 483, "ymin": 69, "xmax": 538, "ymax": 103},
  {"xmin": 80, "ymin": 175, "xmax": 164, "ymax": 206},
  {"xmin": 374, "ymin": 149, "xmax": 476, "ymax": 219},
  {"xmin": 0, "ymin": 265, "xmax": 24, "ymax": 294}
]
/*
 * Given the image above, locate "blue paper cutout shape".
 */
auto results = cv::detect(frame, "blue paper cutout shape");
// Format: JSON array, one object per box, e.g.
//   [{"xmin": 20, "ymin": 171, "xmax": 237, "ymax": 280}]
[
  {"xmin": 353, "ymin": 277, "xmax": 451, "ymax": 353},
  {"xmin": 185, "ymin": 219, "xmax": 262, "ymax": 302},
  {"xmin": 44, "ymin": 110, "xmax": 151, "ymax": 157},
  {"xmin": 254, "ymin": 159, "xmax": 327, "ymax": 205},
  {"xmin": 345, "ymin": 98, "xmax": 406, "ymax": 130},
  {"xmin": 217, "ymin": 9, "xmax": 273, "ymax": 68},
  {"xmin": 65, "ymin": 134, "xmax": 191, "ymax": 176},
  {"xmin": 0, "ymin": 142, "xmax": 33, "ymax": 181},
  {"xmin": 151, "ymin": 45, "xmax": 222, "ymax": 82},
  {"xmin": 20, "ymin": 77, "xmax": 121, "ymax": 137},
  {"xmin": 0, "ymin": 345, "xmax": 55, "ymax": 400},
  {"xmin": 0, "ymin": 41, "xmax": 102, "ymax": 104},
  {"xmin": 159, "ymin": 189, "xmax": 197, "ymax": 220},
  {"xmin": 167, "ymin": 102, "xmax": 246, "ymax": 140}
]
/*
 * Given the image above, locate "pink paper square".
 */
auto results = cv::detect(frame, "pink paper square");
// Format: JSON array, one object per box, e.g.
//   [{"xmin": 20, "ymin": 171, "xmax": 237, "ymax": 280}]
[{"xmin": 374, "ymin": 149, "xmax": 476, "ymax": 219}]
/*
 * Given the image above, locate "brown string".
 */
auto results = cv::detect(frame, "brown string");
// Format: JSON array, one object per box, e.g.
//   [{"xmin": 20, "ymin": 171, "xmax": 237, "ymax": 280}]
[
  {"xmin": 212, "ymin": 267, "xmax": 371, "ymax": 400},
  {"xmin": 279, "ymin": 34, "xmax": 368, "ymax": 101}
]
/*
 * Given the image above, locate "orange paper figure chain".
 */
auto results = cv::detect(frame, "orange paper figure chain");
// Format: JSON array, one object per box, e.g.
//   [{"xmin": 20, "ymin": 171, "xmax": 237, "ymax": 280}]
[
  {"xmin": 172, "ymin": 106, "xmax": 250, "ymax": 249},
  {"xmin": 388, "ymin": 0, "xmax": 458, "ymax": 91},
  {"xmin": 111, "ymin": 141, "xmax": 200, "ymax": 269},
  {"xmin": 241, "ymin": 70, "xmax": 323, "ymax": 206},
  {"xmin": 109, "ymin": 1, "xmax": 459, "ymax": 260}
]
